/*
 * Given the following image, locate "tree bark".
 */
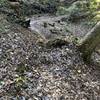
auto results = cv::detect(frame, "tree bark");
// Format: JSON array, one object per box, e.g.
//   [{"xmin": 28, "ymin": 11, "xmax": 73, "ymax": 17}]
[{"xmin": 78, "ymin": 21, "xmax": 100, "ymax": 62}]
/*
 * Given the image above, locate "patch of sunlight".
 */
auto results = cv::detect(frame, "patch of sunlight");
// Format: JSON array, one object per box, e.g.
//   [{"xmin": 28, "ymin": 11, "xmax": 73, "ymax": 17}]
[
  {"xmin": 96, "ymin": 0, "xmax": 100, "ymax": 2},
  {"xmin": 94, "ymin": 14, "xmax": 100, "ymax": 19}
]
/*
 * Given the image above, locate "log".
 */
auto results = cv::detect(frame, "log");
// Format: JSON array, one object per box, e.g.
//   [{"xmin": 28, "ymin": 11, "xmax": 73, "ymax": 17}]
[{"xmin": 78, "ymin": 21, "xmax": 100, "ymax": 62}]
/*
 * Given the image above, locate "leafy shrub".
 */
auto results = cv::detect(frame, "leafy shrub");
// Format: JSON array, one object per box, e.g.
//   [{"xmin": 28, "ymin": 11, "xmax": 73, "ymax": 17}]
[{"xmin": 56, "ymin": 1, "xmax": 89, "ymax": 16}]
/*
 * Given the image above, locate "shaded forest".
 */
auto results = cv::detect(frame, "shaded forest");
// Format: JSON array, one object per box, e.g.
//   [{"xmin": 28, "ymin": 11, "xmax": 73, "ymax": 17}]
[{"xmin": 0, "ymin": 0, "xmax": 100, "ymax": 100}]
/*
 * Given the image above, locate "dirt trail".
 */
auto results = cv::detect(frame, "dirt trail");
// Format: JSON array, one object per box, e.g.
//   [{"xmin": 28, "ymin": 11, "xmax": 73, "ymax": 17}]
[
  {"xmin": 29, "ymin": 15, "xmax": 69, "ymax": 37},
  {"xmin": 29, "ymin": 14, "xmax": 92, "ymax": 39}
]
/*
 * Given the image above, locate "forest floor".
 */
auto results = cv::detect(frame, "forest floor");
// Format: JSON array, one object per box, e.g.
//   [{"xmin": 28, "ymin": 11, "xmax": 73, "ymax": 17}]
[{"xmin": 0, "ymin": 3, "xmax": 100, "ymax": 100}]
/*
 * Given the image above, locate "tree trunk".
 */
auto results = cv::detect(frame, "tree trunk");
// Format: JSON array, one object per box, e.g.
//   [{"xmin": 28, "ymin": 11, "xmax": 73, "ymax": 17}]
[{"xmin": 78, "ymin": 21, "xmax": 100, "ymax": 62}]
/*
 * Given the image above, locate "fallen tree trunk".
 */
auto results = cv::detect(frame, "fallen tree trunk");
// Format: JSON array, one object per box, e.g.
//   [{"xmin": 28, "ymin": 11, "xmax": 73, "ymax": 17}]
[{"xmin": 78, "ymin": 21, "xmax": 100, "ymax": 62}]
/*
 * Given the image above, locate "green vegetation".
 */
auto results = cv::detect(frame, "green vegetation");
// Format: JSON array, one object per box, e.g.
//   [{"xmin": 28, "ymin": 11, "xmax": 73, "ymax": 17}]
[
  {"xmin": 0, "ymin": 0, "xmax": 100, "ymax": 99},
  {"xmin": 56, "ymin": 1, "xmax": 89, "ymax": 15}
]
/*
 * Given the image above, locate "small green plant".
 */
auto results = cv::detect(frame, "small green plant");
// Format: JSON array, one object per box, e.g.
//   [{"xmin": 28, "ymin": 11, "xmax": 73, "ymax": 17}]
[
  {"xmin": 14, "ymin": 76, "xmax": 25, "ymax": 87},
  {"xmin": 14, "ymin": 76, "xmax": 28, "ymax": 92}
]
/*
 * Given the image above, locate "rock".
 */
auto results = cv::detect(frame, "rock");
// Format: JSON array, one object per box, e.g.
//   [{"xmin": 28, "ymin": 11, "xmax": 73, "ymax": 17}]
[
  {"xmin": 42, "ymin": 96, "xmax": 50, "ymax": 100},
  {"xmin": 26, "ymin": 72, "xmax": 33, "ymax": 78},
  {"xmin": 18, "ymin": 96, "xmax": 26, "ymax": 100}
]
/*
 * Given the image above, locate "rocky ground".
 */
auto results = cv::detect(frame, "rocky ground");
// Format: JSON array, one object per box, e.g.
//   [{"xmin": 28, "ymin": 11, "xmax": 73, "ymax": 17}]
[{"xmin": 0, "ymin": 1, "xmax": 100, "ymax": 100}]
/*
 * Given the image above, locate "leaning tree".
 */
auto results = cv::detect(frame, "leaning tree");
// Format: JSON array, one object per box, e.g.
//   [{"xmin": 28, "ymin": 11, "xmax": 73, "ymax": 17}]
[{"xmin": 78, "ymin": 21, "xmax": 100, "ymax": 62}]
